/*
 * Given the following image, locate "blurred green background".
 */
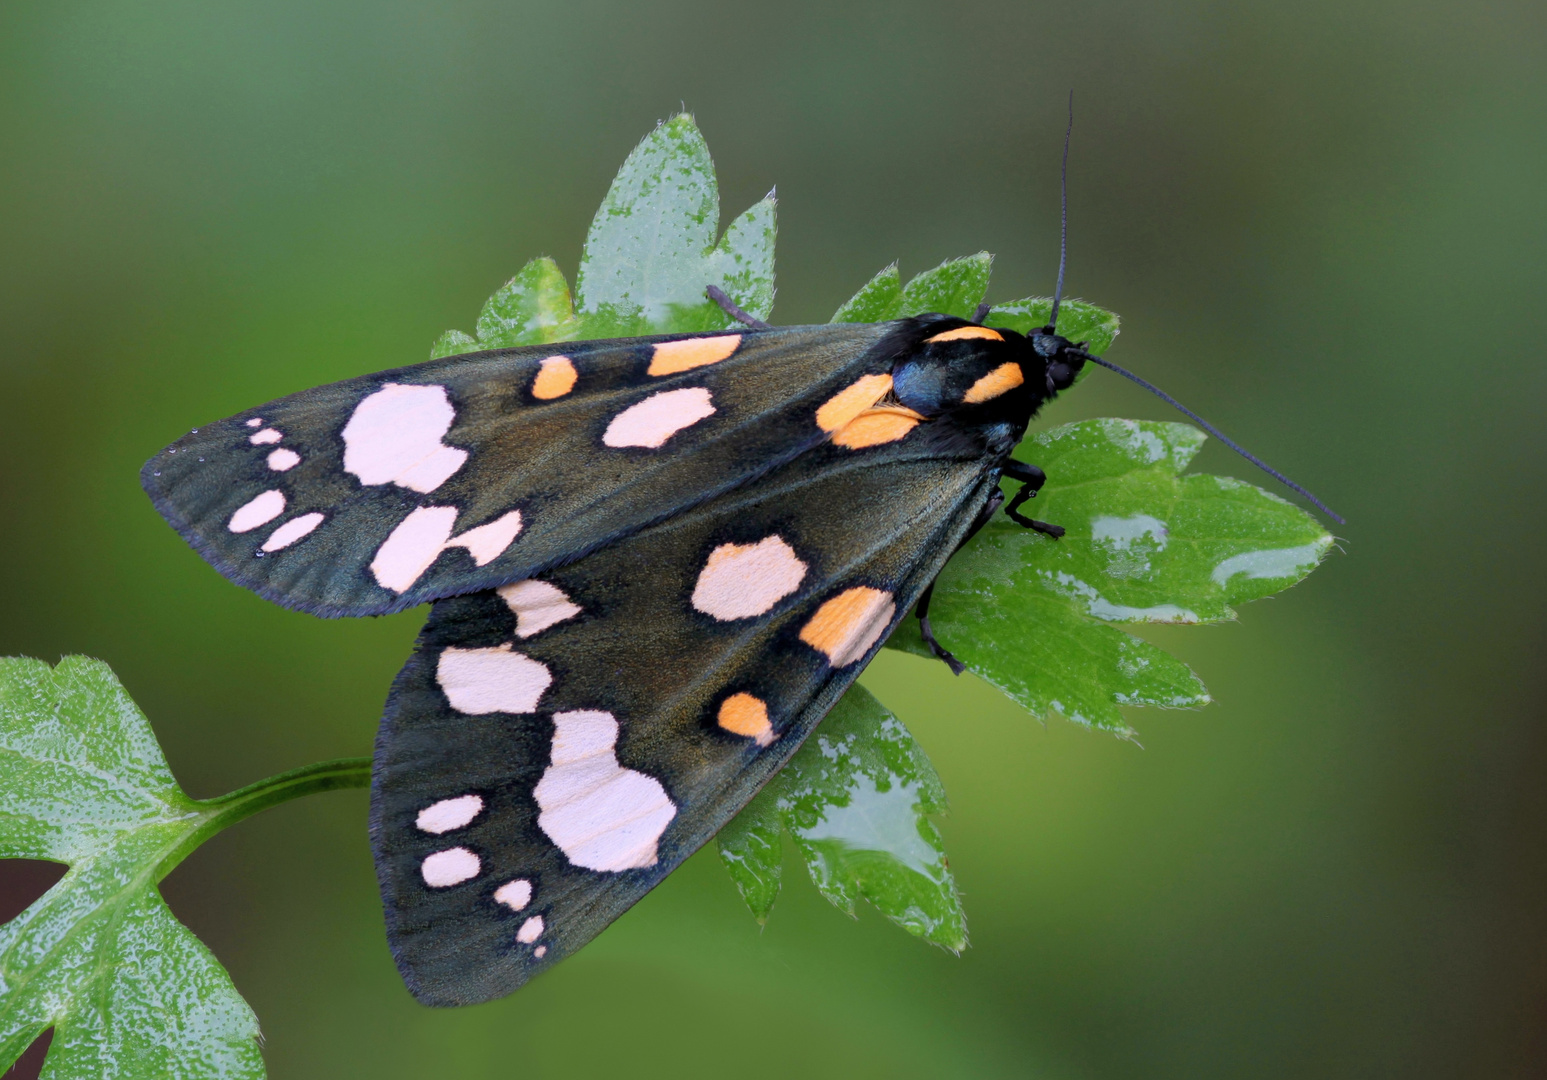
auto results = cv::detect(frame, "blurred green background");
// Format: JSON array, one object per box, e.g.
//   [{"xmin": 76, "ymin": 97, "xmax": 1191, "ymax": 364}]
[{"xmin": 2, "ymin": 0, "xmax": 1543, "ymax": 1076}]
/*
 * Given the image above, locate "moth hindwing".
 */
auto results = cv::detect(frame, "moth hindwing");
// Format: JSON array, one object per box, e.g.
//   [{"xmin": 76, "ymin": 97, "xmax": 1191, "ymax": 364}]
[{"xmin": 370, "ymin": 433, "xmax": 995, "ymax": 1005}]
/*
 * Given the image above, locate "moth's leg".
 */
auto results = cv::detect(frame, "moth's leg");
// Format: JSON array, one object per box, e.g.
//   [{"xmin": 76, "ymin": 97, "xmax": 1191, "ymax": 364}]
[
  {"xmin": 915, "ymin": 581, "xmax": 966, "ymax": 676},
  {"xmin": 915, "ymin": 489, "xmax": 1004, "ymax": 676},
  {"xmin": 1001, "ymin": 459, "xmax": 1066, "ymax": 538},
  {"xmin": 972, "ymin": 301, "xmax": 992, "ymax": 324},
  {"xmin": 705, "ymin": 285, "xmax": 771, "ymax": 329}
]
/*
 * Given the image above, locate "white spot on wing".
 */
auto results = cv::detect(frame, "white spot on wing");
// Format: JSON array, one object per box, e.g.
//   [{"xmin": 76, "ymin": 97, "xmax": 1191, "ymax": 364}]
[
  {"xmin": 516, "ymin": 915, "xmax": 544, "ymax": 943},
  {"xmin": 342, "ymin": 382, "xmax": 468, "ymax": 493},
  {"xmin": 691, "ymin": 535, "xmax": 807, "ymax": 620},
  {"xmin": 267, "ymin": 448, "xmax": 301, "ymax": 471},
  {"xmin": 437, "ymin": 644, "xmax": 551, "ymax": 714},
  {"xmin": 371, "ymin": 506, "xmax": 457, "ymax": 592},
  {"xmin": 602, "ymin": 387, "xmax": 715, "ymax": 449},
  {"xmin": 421, "ymin": 847, "xmax": 480, "ymax": 887},
  {"xmin": 370, "ymin": 506, "xmax": 523, "ymax": 593},
  {"xmin": 494, "ymin": 879, "xmax": 532, "ymax": 911},
  {"xmin": 535, "ymin": 710, "xmax": 677, "ymax": 872},
  {"xmin": 497, "ymin": 579, "xmax": 582, "ymax": 638},
  {"xmin": 261, "ymin": 512, "xmax": 325, "ymax": 551},
  {"xmin": 249, "ymin": 428, "xmax": 283, "ymax": 445},
  {"xmin": 245, "ymin": 418, "xmax": 263, "ymax": 428},
  {"xmin": 534, "ymin": 945, "xmax": 547, "ymax": 958},
  {"xmin": 416, "ymin": 794, "xmax": 484, "ymax": 834},
  {"xmin": 228, "ymin": 490, "xmax": 285, "ymax": 533},
  {"xmin": 449, "ymin": 511, "xmax": 525, "ymax": 565}
]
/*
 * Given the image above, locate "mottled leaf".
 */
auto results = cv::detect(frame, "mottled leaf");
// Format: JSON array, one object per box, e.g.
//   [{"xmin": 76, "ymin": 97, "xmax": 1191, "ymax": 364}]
[
  {"xmin": 474, "ymin": 256, "xmax": 575, "ymax": 348},
  {"xmin": 574, "ymin": 113, "xmax": 775, "ymax": 334},
  {"xmin": 433, "ymin": 114, "xmax": 777, "ymax": 353},
  {"xmin": 830, "ymin": 263, "xmax": 903, "ymax": 323},
  {"xmin": 899, "ymin": 253, "xmax": 993, "ymax": 319},
  {"xmin": 887, "ymin": 420, "xmax": 1333, "ymax": 735},
  {"xmin": 428, "ymin": 329, "xmax": 477, "ymax": 360},
  {"xmin": 719, "ymin": 685, "xmax": 965, "ymax": 949},
  {"xmin": 0, "ymin": 657, "xmax": 264, "ymax": 1079}
]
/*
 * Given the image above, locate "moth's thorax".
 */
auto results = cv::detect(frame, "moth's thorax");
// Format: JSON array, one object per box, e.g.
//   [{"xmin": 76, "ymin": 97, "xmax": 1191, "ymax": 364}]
[{"xmin": 887, "ymin": 317, "xmax": 1085, "ymax": 457}]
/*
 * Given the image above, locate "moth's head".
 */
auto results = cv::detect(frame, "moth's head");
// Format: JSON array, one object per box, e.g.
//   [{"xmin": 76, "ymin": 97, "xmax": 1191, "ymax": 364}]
[
  {"xmin": 1029, "ymin": 325, "xmax": 1087, "ymax": 393},
  {"xmin": 889, "ymin": 317, "xmax": 1082, "ymax": 427}
]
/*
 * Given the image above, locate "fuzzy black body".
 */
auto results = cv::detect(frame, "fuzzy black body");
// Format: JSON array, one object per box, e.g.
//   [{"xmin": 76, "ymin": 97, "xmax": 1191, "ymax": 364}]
[{"xmin": 142, "ymin": 314, "xmax": 1087, "ymax": 1005}]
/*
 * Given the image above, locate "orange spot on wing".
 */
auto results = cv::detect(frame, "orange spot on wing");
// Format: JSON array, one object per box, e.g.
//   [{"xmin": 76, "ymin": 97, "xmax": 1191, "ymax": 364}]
[
  {"xmin": 648, "ymin": 335, "xmax": 742, "ymax": 376},
  {"xmin": 718, "ymin": 693, "xmax": 775, "ymax": 746},
  {"xmin": 925, "ymin": 325, "xmax": 1004, "ymax": 343},
  {"xmin": 832, "ymin": 406, "xmax": 924, "ymax": 449},
  {"xmin": 816, "ymin": 373, "xmax": 893, "ymax": 432},
  {"xmin": 532, "ymin": 356, "xmax": 578, "ymax": 399},
  {"xmin": 962, "ymin": 362, "xmax": 1025, "ymax": 404},
  {"xmin": 799, "ymin": 587, "xmax": 897, "ymax": 667}
]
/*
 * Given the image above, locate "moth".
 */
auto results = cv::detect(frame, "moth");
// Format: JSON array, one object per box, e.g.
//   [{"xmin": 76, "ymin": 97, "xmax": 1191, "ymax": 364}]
[
  {"xmin": 143, "ymin": 289, "xmax": 1088, "ymax": 1000},
  {"xmin": 143, "ymin": 149, "xmax": 1338, "ymax": 1011}
]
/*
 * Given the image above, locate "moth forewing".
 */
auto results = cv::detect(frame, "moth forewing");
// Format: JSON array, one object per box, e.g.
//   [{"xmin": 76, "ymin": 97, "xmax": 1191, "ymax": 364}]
[{"xmin": 142, "ymin": 323, "xmax": 902, "ymax": 618}]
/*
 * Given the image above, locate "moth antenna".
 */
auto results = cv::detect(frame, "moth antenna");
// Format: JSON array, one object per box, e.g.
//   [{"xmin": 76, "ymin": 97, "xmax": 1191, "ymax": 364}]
[
  {"xmin": 1080, "ymin": 353, "xmax": 1346, "ymax": 524},
  {"xmin": 1049, "ymin": 91, "xmax": 1073, "ymax": 332}
]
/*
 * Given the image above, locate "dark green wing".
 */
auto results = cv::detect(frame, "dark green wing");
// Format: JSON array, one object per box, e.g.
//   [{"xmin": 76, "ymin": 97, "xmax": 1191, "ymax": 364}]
[
  {"xmin": 143, "ymin": 323, "xmax": 901, "ymax": 617},
  {"xmin": 369, "ymin": 431, "xmax": 995, "ymax": 1006}
]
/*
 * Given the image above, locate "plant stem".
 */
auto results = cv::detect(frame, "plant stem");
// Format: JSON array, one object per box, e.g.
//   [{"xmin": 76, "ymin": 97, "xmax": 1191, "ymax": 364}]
[{"xmin": 153, "ymin": 756, "xmax": 373, "ymax": 882}]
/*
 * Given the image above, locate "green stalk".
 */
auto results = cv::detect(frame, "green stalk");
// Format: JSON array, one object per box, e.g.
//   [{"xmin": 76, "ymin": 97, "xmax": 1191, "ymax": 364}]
[{"xmin": 154, "ymin": 756, "xmax": 373, "ymax": 882}]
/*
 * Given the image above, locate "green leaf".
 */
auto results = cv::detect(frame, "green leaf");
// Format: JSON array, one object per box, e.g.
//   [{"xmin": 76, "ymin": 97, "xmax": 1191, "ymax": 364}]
[
  {"xmin": 899, "ymin": 253, "xmax": 993, "ymax": 319},
  {"xmin": 474, "ymin": 256, "xmax": 576, "ymax": 348},
  {"xmin": 715, "ymin": 788, "xmax": 783, "ymax": 923},
  {"xmin": 986, "ymin": 296, "xmax": 1121, "ymax": 356},
  {"xmin": 718, "ymin": 685, "xmax": 966, "ymax": 950},
  {"xmin": 428, "ymin": 329, "xmax": 477, "ymax": 360},
  {"xmin": 0, "ymin": 657, "xmax": 263, "ymax": 1079},
  {"xmin": 887, "ymin": 419, "xmax": 1333, "ymax": 735},
  {"xmin": 830, "ymin": 263, "xmax": 902, "ymax": 323},
  {"xmin": 433, "ymin": 114, "xmax": 777, "ymax": 354},
  {"xmin": 574, "ymin": 113, "xmax": 775, "ymax": 335},
  {"xmin": 830, "ymin": 253, "xmax": 993, "ymax": 324}
]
